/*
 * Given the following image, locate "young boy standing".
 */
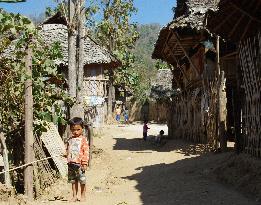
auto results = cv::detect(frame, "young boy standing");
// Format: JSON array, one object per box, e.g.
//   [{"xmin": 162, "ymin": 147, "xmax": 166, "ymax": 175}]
[{"xmin": 65, "ymin": 117, "xmax": 89, "ymax": 202}]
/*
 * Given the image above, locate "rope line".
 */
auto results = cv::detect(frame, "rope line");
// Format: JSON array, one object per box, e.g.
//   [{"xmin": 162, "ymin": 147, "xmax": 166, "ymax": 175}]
[{"xmin": 0, "ymin": 155, "xmax": 63, "ymax": 175}]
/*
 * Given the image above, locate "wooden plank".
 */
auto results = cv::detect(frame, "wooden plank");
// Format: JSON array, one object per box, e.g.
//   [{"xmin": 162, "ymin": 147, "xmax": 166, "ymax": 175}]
[
  {"xmin": 166, "ymin": 44, "xmax": 189, "ymax": 82},
  {"xmin": 173, "ymin": 31, "xmax": 200, "ymax": 78},
  {"xmin": 161, "ymin": 30, "xmax": 173, "ymax": 60}
]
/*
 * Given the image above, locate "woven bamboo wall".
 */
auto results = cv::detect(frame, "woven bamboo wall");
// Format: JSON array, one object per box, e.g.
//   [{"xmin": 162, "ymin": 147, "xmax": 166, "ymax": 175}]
[
  {"xmin": 128, "ymin": 101, "xmax": 169, "ymax": 123},
  {"xmin": 168, "ymin": 90, "xmax": 207, "ymax": 143},
  {"xmin": 239, "ymin": 33, "xmax": 261, "ymax": 158},
  {"xmin": 168, "ymin": 81, "xmax": 220, "ymax": 147}
]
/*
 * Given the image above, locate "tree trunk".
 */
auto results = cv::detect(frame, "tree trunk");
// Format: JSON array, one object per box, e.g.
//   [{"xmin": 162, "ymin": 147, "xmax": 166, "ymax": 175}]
[
  {"xmin": 24, "ymin": 41, "xmax": 34, "ymax": 200},
  {"xmin": 0, "ymin": 133, "xmax": 11, "ymax": 186},
  {"xmin": 75, "ymin": 0, "xmax": 85, "ymax": 120},
  {"xmin": 68, "ymin": 0, "xmax": 78, "ymax": 118}
]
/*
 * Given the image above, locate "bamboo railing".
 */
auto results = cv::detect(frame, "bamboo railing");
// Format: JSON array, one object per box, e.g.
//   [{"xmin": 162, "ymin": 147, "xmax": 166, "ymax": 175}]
[{"xmin": 83, "ymin": 78, "xmax": 108, "ymax": 97}]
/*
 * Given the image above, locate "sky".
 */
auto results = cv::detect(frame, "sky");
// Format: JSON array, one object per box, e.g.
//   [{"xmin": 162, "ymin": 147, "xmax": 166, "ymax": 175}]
[{"xmin": 0, "ymin": 0, "xmax": 176, "ymax": 25}]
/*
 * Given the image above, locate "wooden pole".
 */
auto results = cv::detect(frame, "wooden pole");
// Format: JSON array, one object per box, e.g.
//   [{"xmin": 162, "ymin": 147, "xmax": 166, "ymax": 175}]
[
  {"xmin": 84, "ymin": 123, "xmax": 93, "ymax": 168},
  {"xmin": 107, "ymin": 72, "xmax": 114, "ymax": 121},
  {"xmin": 24, "ymin": 39, "xmax": 34, "ymax": 200},
  {"xmin": 216, "ymin": 35, "xmax": 221, "ymax": 150},
  {"xmin": 217, "ymin": 36, "xmax": 220, "ymax": 76},
  {"xmin": 68, "ymin": 0, "xmax": 77, "ymax": 118},
  {"xmin": 76, "ymin": 0, "xmax": 85, "ymax": 119}
]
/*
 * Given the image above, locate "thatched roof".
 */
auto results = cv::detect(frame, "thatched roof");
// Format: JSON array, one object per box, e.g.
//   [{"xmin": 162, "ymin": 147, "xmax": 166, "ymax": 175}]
[
  {"xmin": 43, "ymin": 11, "xmax": 67, "ymax": 25},
  {"xmin": 175, "ymin": 0, "xmax": 219, "ymax": 18},
  {"xmin": 207, "ymin": 0, "xmax": 261, "ymax": 43},
  {"xmin": 150, "ymin": 69, "xmax": 173, "ymax": 99},
  {"xmin": 39, "ymin": 23, "xmax": 120, "ymax": 68},
  {"xmin": 152, "ymin": 0, "xmax": 219, "ymax": 63}
]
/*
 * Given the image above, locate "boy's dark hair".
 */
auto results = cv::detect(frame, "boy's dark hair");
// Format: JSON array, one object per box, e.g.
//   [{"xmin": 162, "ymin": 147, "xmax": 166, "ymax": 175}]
[
  {"xmin": 69, "ymin": 117, "xmax": 84, "ymax": 128},
  {"xmin": 160, "ymin": 130, "xmax": 164, "ymax": 135}
]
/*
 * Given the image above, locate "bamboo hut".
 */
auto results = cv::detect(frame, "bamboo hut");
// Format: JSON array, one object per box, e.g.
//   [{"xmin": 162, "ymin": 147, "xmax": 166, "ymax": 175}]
[
  {"xmin": 149, "ymin": 69, "xmax": 173, "ymax": 122},
  {"xmin": 40, "ymin": 13, "xmax": 121, "ymax": 128},
  {"xmin": 152, "ymin": 0, "xmax": 227, "ymax": 147},
  {"xmin": 206, "ymin": 0, "xmax": 261, "ymax": 157}
]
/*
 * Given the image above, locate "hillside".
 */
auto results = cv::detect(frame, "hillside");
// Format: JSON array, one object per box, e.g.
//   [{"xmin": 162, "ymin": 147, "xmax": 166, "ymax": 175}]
[
  {"xmin": 131, "ymin": 23, "xmax": 170, "ymax": 101},
  {"xmin": 134, "ymin": 23, "xmax": 162, "ymax": 69}
]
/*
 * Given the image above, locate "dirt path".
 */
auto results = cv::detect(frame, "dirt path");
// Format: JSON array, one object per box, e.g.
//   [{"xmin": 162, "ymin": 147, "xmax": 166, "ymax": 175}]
[{"xmin": 33, "ymin": 123, "xmax": 258, "ymax": 205}]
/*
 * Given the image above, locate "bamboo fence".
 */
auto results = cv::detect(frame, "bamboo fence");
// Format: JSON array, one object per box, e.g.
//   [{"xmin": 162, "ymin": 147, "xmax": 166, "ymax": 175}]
[{"xmin": 239, "ymin": 33, "xmax": 261, "ymax": 158}]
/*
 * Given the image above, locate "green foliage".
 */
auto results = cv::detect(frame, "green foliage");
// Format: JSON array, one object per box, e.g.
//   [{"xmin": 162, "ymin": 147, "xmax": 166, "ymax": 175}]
[
  {"xmin": 131, "ymin": 24, "xmax": 168, "ymax": 102},
  {"xmin": 155, "ymin": 60, "xmax": 169, "ymax": 70},
  {"xmin": 0, "ymin": 10, "xmax": 72, "ymax": 135},
  {"xmin": 95, "ymin": 0, "xmax": 139, "ymax": 89},
  {"xmin": 0, "ymin": 10, "xmax": 34, "ymax": 52}
]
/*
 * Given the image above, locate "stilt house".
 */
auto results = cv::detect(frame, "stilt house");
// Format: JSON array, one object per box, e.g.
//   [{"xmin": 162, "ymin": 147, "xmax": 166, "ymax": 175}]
[
  {"xmin": 40, "ymin": 13, "xmax": 121, "ymax": 128},
  {"xmin": 206, "ymin": 0, "xmax": 261, "ymax": 157},
  {"xmin": 152, "ymin": 0, "xmax": 229, "ymax": 148}
]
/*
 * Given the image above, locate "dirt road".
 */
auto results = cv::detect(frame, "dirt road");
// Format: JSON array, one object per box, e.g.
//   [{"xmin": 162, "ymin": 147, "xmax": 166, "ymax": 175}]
[{"xmin": 33, "ymin": 123, "xmax": 258, "ymax": 205}]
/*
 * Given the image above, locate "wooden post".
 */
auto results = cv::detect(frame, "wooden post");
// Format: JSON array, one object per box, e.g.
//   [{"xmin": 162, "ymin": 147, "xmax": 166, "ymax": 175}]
[
  {"xmin": 33, "ymin": 165, "xmax": 40, "ymax": 198},
  {"xmin": 0, "ymin": 133, "xmax": 11, "ymax": 186},
  {"xmin": 85, "ymin": 123, "xmax": 93, "ymax": 168},
  {"xmin": 68, "ymin": 0, "xmax": 77, "ymax": 118},
  {"xmin": 217, "ymin": 36, "xmax": 220, "ymax": 76},
  {"xmin": 24, "ymin": 39, "xmax": 34, "ymax": 200},
  {"xmin": 215, "ymin": 35, "xmax": 220, "ymax": 150},
  {"xmin": 76, "ymin": 0, "xmax": 86, "ymax": 119},
  {"xmin": 216, "ymin": 35, "xmax": 228, "ymax": 151},
  {"xmin": 219, "ymin": 71, "xmax": 227, "ymax": 151},
  {"xmin": 107, "ymin": 73, "xmax": 114, "ymax": 121}
]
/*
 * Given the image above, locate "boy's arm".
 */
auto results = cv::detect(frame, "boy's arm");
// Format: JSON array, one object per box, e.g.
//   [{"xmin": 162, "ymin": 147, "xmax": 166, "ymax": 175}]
[{"xmin": 81, "ymin": 137, "xmax": 89, "ymax": 168}]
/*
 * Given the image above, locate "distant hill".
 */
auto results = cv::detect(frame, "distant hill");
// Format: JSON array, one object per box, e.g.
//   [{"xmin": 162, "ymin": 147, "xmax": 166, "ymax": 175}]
[
  {"xmin": 131, "ymin": 23, "xmax": 168, "ymax": 101},
  {"xmin": 133, "ymin": 23, "xmax": 162, "ymax": 69}
]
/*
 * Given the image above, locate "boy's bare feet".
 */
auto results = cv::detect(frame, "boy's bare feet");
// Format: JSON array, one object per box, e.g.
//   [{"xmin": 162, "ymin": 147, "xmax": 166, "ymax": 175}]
[
  {"xmin": 79, "ymin": 196, "xmax": 86, "ymax": 202},
  {"xmin": 69, "ymin": 197, "xmax": 77, "ymax": 202}
]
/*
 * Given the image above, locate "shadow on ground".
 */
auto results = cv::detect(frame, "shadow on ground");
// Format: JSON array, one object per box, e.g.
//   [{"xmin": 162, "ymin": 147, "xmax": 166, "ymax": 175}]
[
  {"xmin": 123, "ymin": 153, "xmax": 259, "ymax": 205},
  {"xmin": 113, "ymin": 136, "xmax": 211, "ymax": 155}
]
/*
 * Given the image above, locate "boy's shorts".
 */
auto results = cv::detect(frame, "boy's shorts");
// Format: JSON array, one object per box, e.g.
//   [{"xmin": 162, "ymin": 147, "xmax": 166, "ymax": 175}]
[{"xmin": 68, "ymin": 163, "xmax": 86, "ymax": 184}]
